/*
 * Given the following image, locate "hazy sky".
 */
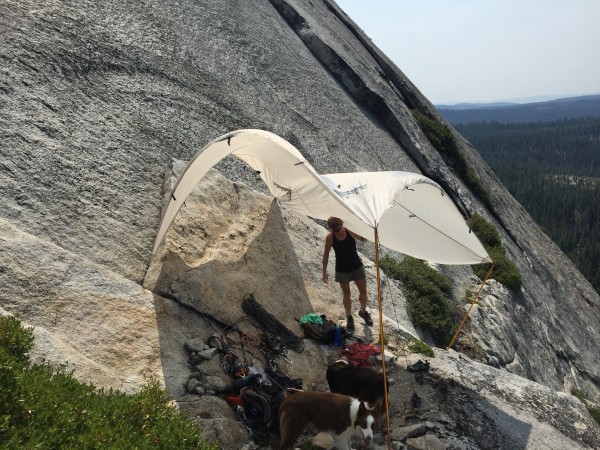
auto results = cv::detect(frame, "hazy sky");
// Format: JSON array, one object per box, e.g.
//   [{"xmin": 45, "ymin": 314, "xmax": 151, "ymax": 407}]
[{"xmin": 335, "ymin": 0, "xmax": 600, "ymax": 104}]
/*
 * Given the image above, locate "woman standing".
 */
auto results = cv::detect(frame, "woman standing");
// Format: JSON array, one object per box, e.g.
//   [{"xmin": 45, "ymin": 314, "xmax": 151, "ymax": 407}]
[{"xmin": 322, "ymin": 216, "xmax": 373, "ymax": 331}]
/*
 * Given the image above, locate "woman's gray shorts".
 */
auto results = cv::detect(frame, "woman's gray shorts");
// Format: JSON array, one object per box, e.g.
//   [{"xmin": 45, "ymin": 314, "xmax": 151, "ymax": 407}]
[{"xmin": 335, "ymin": 266, "xmax": 366, "ymax": 283}]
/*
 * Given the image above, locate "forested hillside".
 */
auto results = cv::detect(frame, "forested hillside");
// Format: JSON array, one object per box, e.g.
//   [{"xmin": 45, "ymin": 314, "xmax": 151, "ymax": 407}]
[
  {"xmin": 455, "ymin": 118, "xmax": 600, "ymax": 294},
  {"xmin": 439, "ymin": 95, "xmax": 600, "ymax": 123}
]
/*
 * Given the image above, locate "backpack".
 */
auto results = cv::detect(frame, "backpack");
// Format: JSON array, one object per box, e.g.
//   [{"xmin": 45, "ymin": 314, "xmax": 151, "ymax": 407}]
[
  {"xmin": 301, "ymin": 316, "xmax": 341, "ymax": 344},
  {"xmin": 234, "ymin": 358, "xmax": 301, "ymax": 431},
  {"xmin": 237, "ymin": 386, "xmax": 292, "ymax": 431}
]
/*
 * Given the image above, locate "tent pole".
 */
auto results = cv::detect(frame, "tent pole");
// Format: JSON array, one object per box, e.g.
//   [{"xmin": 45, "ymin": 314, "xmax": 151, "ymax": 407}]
[
  {"xmin": 447, "ymin": 262, "xmax": 495, "ymax": 350},
  {"xmin": 374, "ymin": 227, "xmax": 392, "ymax": 450}
]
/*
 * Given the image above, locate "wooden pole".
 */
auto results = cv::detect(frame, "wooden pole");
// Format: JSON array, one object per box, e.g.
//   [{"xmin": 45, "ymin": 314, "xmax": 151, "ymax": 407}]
[
  {"xmin": 374, "ymin": 228, "xmax": 392, "ymax": 450},
  {"xmin": 447, "ymin": 263, "xmax": 495, "ymax": 350}
]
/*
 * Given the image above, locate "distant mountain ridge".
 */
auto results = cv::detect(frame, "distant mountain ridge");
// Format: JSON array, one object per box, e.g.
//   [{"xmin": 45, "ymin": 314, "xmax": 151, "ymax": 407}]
[
  {"xmin": 437, "ymin": 102, "xmax": 517, "ymax": 110},
  {"xmin": 437, "ymin": 94, "xmax": 600, "ymax": 123}
]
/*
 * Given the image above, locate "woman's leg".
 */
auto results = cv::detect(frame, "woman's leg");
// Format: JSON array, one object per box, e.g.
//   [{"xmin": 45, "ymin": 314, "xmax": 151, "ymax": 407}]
[
  {"xmin": 339, "ymin": 281, "xmax": 352, "ymax": 317},
  {"xmin": 355, "ymin": 278, "xmax": 368, "ymax": 311}
]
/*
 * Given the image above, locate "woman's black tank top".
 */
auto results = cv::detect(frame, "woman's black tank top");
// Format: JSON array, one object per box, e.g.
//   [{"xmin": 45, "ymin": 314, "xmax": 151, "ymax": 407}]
[{"xmin": 332, "ymin": 231, "xmax": 363, "ymax": 272}]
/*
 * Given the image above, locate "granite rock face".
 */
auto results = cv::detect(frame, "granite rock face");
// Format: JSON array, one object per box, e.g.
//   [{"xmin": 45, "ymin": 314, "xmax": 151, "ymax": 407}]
[{"xmin": 1, "ymin": 0, "xmax": 599, "ymax": 448}]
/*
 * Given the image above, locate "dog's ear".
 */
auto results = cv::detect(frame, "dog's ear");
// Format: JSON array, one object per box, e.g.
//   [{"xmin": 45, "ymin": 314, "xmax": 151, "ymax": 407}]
[
  {"xmin": 359, "ymin": 401, "xmax": 377, "ymax": 416},
  {"xmin": 356, "ymin": 401, "xmax": 376, "ymax": 429},
  {"xmin": 354, "ymin": 401, "xmax": 367, "ymax": 428},
  {"xmin": 358, "ymin": 401, "xmax": 367, "ymax": 417}
]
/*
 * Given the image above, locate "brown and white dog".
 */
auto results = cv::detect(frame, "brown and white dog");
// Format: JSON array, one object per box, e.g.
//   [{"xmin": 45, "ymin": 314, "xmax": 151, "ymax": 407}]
[
  {"xmin": 326, "ymin": 359, "xmax": 388, "ymax": 429},
  {"xmin": 278, "ymin": 391, "xmax": 374, "ymax": 450}
]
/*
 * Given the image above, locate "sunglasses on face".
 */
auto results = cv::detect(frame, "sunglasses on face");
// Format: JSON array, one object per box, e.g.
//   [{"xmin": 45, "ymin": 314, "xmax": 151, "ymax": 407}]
[{"xmin": 330, "ymin": 224, "xmax": 342, "ymax": 232}]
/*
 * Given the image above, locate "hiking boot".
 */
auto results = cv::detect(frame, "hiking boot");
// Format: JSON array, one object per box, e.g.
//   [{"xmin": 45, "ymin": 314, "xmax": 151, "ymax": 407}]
[
  {"xmin": 358, "ymin": 309, "xmax": 373, "ymax": 326},
  {"xmin": 346, "ymin": 315, "xmax": 355, "ymax": 331},
  {"xmin": 407, "ymin": 359, "xmax": 430, "ymax": 373}
]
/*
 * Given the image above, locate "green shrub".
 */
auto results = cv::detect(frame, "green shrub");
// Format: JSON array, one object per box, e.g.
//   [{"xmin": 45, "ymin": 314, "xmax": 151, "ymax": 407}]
[
  {"xmin": 380, "ymin": 255, "xmax": 457, "ymax": 347},
  {"xmin": 568, "ymin": 386, "xmax": 600, "ymax": 426},
  {"xmin": 412, "ymin": 110, "xmax": 492, "ymax": 209},
  {"xmin": 469, "ymin": 214, "xmax": 523, "ymax": 290},
  {"xmin": 457, "ymin": 340, "xmax": 487, "ymax": 362},
  {"xmin": 0, "ymin": 315, "xmax": 34, "ymax": 361},
  {"xmin": 407, "ymin": 338, "xmax": 435, "ymax": 358},
  {"xmin": 462, "ymin": 288, "xmax": 484, "ymax": 306},
  {"xmin": 0, "ymin": 315, "xmax": 218, "ymax": 449},
  {"xmin": 588, "ymin": 405, "xmax": 600, "ymax": 426},
  {"xmin": 1, "ymin": 315, "xmax": 35, "ymax": 430},
  {"xmin": 570, "ymin": 387, "xmax": 587, "ymax": 404},
  {"xmin": 468, "ymin": 214, "xmax": 502, "ymax": 249},
  {"xmin": 379, "ymin": 254, "xmax": 403, "ymax": 279}
]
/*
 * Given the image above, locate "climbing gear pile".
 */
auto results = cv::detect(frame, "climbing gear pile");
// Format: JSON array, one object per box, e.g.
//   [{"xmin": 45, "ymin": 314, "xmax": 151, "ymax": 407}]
[{"xmin": 242, "ymin": 293, "xmax": 304, "ymax": 353}]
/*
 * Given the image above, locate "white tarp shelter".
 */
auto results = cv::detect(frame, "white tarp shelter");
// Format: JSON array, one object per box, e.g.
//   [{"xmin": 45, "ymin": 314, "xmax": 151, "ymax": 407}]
[{"xmin": 152, "ymin": 129, "xmax": 491, "ymax": 266}]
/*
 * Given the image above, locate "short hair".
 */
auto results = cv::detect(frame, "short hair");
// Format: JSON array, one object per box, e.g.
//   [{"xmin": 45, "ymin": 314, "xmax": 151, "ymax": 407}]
[{"xmin": 327, "ymin": 217, "xmax": 343, "ymax": 230}]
